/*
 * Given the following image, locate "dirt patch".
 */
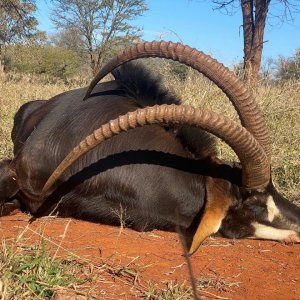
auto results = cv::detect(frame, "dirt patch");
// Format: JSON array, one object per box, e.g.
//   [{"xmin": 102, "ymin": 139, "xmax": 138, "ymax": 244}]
[{"xmin": 1, "ymin": 211, "xmax": 300, "ymax": 299}]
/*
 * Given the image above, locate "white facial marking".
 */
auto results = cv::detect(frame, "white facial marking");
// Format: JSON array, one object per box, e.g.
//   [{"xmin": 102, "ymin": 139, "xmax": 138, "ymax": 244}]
[
  {"xmin": 266, "ymin": 196, "xmax": 280, "ymax": 222},
  {"xmin": 252, "ymin": 222, "xmax": 300, "ymax": 243}
]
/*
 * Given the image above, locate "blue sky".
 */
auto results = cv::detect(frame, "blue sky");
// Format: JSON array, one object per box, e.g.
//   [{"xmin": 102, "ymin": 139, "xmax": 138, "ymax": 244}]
[{"xmin": 36, "ymin": 0, "xmax": 300, "ymax": 67}]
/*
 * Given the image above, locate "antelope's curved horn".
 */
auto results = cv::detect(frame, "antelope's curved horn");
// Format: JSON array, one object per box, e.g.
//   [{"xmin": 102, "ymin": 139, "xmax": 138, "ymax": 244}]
[
  {"xmin": 83, "ymin": 41, "xmax": 271, "ymax": 161},
  {"xmin": 41, "ymin": 104, "xmax": 270, "ymax": 198}
]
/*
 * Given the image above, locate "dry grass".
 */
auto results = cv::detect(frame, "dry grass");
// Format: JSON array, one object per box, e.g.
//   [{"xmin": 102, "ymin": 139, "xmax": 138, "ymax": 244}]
[
  {"xmin": 143, "ymin": 273, "xmax": 240, "ymax": 299},
  {"xmin": 0, "ymin": 66, "xmax": 299, "ymax": 203},
  {"xmin": 0, "ymin": 73, "xmax": 85, "ymax": 159}
]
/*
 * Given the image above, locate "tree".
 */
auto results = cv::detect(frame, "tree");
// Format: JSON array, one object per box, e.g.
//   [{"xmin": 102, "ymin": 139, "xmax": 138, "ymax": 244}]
[
  {"xmin": 276, "ymin": 49, "xmax": 300, "ymax": 81},
  {"xmin": 212, "ymin": 0, "xmax": 299, "ymax": 85},
  {"xmin": 50, "ymin": 27, "xmax": 86, "ymax": 56},
  {"xmin": 50, "ymin": 0, "xmax": 148, "ymax": 75},
  {"xmin": 0, "ymin": 0, "xmax": 40, "ymax": 73}
]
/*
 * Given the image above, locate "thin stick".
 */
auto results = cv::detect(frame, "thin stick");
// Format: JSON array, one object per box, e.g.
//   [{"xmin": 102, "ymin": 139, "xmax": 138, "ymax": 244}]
[{"xmin": 177, "ymin": 226, "xmax": 200, "ymax": 300}]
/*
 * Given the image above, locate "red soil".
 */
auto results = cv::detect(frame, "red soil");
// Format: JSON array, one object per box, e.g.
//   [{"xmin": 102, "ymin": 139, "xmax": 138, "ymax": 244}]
[{"xmin": 1, "ymin": 211, "xmax": 299, "ymax": 299}]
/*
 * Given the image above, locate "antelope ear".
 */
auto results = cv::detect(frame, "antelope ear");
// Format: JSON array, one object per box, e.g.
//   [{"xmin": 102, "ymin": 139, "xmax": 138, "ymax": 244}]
[{"xmin": 189, "ymin": 177, "xmax": 233, "ymax": 255}]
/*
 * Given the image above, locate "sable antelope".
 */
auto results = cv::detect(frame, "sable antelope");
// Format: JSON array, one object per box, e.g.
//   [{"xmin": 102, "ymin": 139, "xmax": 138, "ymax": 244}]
[{"xmin": 0, "ymin": 41, "xmax": 299, "ymax": 254}]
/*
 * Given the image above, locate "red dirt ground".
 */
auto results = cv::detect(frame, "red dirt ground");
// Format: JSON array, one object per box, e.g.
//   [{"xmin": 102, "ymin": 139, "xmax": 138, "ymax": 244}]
[{"xmin": 1, "ymin": 211, "xmax": 300, "ymax": 299}]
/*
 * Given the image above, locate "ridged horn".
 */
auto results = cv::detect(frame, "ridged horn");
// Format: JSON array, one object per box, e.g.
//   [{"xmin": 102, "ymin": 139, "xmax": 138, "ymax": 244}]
[
  {"xmin": 41, "ymin": 104, "xmax": 270, "ymax": 198},
  {"xmin": 83, "ymin": 41, "xmax": 271, "ymax": 162}
]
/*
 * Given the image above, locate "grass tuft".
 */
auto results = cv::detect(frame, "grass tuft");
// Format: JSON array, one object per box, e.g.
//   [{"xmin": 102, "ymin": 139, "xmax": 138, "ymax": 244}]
[
  {"xmin": 0, "ymin": 239, "xmax": 78, "ymax": 299},
  {"xmin": 143, "ymin": 274, "xmax": 240, "ymax": 299}
]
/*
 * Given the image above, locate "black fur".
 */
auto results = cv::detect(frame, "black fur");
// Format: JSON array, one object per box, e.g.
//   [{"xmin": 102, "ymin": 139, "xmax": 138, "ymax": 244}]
[
  {"xmin": 7, "ymin": 62, "xmax": 217, "ymax": 231},
  {"xmin": 111, "ymin": 62, "xmax": 181, "ymax": 106},
  {"xmin": 12, "ymin": 100, "xmax": 48, "ymax": 154}
]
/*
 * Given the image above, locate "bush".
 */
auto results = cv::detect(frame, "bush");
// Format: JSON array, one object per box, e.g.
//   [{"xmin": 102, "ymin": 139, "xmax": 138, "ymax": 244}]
[
  {"xmin": 6, "ymin": 44, "xmax": 83, "ymax": 80},
  {"xmin": 276, "ymin": 49, "xmax": 300, "ymax": 81}
]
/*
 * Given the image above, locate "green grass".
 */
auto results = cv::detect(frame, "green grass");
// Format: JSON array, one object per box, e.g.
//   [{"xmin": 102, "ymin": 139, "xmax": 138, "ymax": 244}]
[
  {"xmin": 0, "ymin": 233, "xmax": 146, "ymax": 299},
  {"xmin": 0, "ymin": 239, "xmax": 79, "ymax": 299}
]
